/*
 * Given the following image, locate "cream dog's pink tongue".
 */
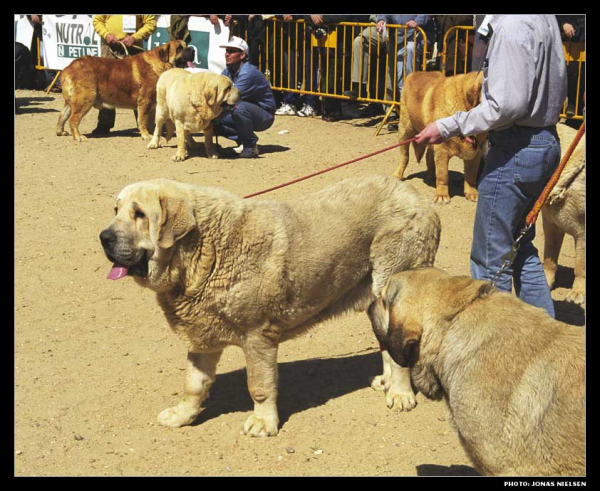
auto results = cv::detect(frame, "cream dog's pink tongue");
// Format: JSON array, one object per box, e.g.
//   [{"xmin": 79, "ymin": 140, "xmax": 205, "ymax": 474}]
[{"xmin": 107, "ymin": 265, "xmax": 128, "ymax": 280}]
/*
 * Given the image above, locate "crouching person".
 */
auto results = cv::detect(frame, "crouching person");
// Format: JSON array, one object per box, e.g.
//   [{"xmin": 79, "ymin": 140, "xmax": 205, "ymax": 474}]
[{"xmin": 215, "ymin": 36, "xmax": 276, "ymax": 158}]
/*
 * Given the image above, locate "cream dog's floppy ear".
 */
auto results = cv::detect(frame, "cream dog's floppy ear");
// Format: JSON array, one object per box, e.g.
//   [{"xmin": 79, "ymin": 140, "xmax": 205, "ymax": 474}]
[
  {"xmin": 205, "ymin": 84, "xmax": 219, "ymax": 107},
  {"xmin": 153, "ymin": 194, "xmax": 196, "ymax": 249}
]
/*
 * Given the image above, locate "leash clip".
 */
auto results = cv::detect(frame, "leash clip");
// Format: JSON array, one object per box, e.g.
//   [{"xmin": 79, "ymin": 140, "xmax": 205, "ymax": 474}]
[{"xmin": 489, "ymin": 224, "xmax": 532, "ymax": 287}]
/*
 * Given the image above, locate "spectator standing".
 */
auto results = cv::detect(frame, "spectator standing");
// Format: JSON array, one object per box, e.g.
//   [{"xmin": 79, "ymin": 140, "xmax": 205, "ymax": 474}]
[
  {"xmin": 376, "ymin": 15, "xmax": 435, "ymax": 100},
  {"xmin": 556, "ymin": 15, "xmax": 585, "ymax": 119},
  {"xmin": 92, "ymin": 15, "xmax": 157, "ymax": 135},
  {"xmin": 345, "ymin": 15, "xmax": 387, "ymax": 101},
  {"xmin": 308, "ymin": 14, "xmax": 365, "ymax": 122},
  {"xmin": 275, "ymin": 15, "xmax": 319, "ymax": 118},
  {"xmin": 415, "ymin": 15, "xmax": 567, "ymax": 318},
  {"xmin": 225, "ymin": 15, "xmax": 270, "ymax": 71},
  {"xmin": 437, "ymin": 15, "xmax": 474, "ymax": 75}
]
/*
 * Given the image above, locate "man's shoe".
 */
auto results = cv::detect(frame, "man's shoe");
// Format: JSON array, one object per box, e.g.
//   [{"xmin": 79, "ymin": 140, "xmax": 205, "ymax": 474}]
[
  {"xmin": 237, "ymin": 146, "xmax": 259, "ymax": 158},
  {"xmin": 275, "ymin": 103, "xmax": 297, "ymax": 116}
]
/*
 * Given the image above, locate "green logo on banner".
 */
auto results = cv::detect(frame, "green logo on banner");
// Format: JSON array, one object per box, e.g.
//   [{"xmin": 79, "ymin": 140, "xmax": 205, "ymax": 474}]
[{"xmin": 189, "ymin": 31, "xmax": 210, "ymax": 69}]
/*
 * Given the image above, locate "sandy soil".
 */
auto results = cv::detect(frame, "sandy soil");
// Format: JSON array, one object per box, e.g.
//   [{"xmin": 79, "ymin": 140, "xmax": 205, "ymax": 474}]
[{"xmin": 15, "ymin": 89, "xmax": 585, "ymax": 477}]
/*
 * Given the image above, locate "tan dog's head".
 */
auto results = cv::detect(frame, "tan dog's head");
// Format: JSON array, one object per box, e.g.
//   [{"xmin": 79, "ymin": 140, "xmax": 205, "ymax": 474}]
[
  {"xmin": 156, "ymin": 40, "xmax": 196, "ymax": 68},
  {"xmin": 99, "ymin": 180, "xmax": 196, "ymax": 290},
  {"xmin": 190, "ymin": 73, "xmax": 242, "ymax": 116},
  {"xmin": 368, "ymin": 268, "xmax": 494, "ymax": 368}
]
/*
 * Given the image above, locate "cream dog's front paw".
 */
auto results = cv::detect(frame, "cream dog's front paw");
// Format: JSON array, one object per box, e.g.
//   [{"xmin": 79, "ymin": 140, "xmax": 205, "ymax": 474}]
[
  {"xmin": 157, "ymin": 401, "xmax": 201, "ymax": 428},
  {"xmin": 242, "ymin": 414, "xmax": 279, "ymax": 437},
  {"xmin": 385, "ymin": 387, "xmax": 418, "ymax": 412},
  {"xmin": 147, "ymin": 137, "xmax": 161, "ymax": 149}
]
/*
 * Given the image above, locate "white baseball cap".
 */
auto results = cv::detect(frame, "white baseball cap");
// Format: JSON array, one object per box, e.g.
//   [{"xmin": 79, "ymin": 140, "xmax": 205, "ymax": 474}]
[{"xmin": 219, "ymin": 36, "xmax": 249, "ymax": 54}]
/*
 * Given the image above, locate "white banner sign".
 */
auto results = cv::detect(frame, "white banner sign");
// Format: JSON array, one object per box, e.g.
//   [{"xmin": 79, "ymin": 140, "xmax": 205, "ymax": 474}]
[
  {"xmin": 41, "ymin": 15, "xmax": 102, "ymax": 70},
  {"xmin": 146, "ymin": 15, "xmax": 229, "ymax": 74}
]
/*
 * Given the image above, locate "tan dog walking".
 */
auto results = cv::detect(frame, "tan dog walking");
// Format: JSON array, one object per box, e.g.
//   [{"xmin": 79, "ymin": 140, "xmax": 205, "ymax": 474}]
[
  {"xmin": 369, "ymin": 268, "xmax": 585, "ymax": 476},
  {"xmin": 395, "ymin": 71, "xmax": 486, "ymax": 204}
]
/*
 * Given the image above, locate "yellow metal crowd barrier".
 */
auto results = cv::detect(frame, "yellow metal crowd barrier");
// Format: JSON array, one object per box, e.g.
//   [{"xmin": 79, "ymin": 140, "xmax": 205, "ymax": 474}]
[
  {"xmin": 234, "ymin": 18, "xmax": 428, "ymax": 106},
  {"xmin": 31, "ymin": 17, "xmax": 584, "ymax": 121},
  {"xmin": 233, "ymin": 19, "xmax": 584, "ymax": 122}
]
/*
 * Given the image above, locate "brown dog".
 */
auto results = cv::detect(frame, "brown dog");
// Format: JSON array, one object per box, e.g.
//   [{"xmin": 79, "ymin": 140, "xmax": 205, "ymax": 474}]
[
  {"xmin": 542, "ymin": 124, "xmax": 586, "ymax": 305},
  {"xmin": 56, "ymin": 40, "xmax": 193, "ymax": 142},
  {"xmin": 368, "ymin": 268, "xmax": 585, "ymax": 476},
  {"xmin": 395, "ymin": 71, "xmax": 486, "ymax": 204}
]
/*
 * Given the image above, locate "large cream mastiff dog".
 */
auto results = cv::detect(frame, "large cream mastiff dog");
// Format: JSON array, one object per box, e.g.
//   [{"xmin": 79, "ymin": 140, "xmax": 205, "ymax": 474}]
[
  {"xmin": 147, "ymin": 69, "xmax": 241, "ymax": 161},
  {"xmin": 99, "ymin": 175, "xmax": 441, "ymax": 436},
  {"xmin": 369, "ymin": 268, "xmax": 585, "ymax": 476}
]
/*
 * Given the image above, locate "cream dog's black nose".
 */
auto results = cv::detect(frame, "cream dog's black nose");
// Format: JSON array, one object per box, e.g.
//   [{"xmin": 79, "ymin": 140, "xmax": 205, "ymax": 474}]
[{"xmin": 100, "ymin": 229, "xmax": 117, "ymax": 248}]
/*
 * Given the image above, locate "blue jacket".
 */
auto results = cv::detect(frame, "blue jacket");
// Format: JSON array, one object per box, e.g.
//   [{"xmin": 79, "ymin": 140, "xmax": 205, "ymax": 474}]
[{"xmin": 222, "ymin": 62, "xmax": 277, "ymax": 114}]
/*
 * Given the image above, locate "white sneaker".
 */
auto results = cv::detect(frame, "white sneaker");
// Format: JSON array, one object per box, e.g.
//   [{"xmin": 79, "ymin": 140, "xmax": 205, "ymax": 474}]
[
  {"xmin": 297, "ymin": 104, "xmax": 317, "ymax": 117},
  {"xmin": 275, "ymin": 103, "xmax": 297, "ymax": 116}
]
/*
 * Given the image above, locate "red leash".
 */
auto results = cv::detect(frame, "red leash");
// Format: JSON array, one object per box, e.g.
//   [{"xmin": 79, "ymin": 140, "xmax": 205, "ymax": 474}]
[{"xmin": 243, "ymin": 137, "xmax": 417, "ymax": 199}]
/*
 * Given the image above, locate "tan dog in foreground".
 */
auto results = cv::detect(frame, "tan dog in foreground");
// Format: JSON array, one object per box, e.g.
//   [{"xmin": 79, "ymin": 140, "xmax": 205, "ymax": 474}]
[
  {"xmin": 542, "ymin": 123, "xmax": 586, "ymax": 305},
  {"xmin": 395, "ymin": 71, "xmax": 486, "ymax": 204},
  {"xmin": 368, "ymin": 268, "xmax": 585, "ymax": 476},
  {"xmin": 99, "ymin": 175, "xmax": 441, "ymax": 436},
  {"xmin": 147, "ymin": 69, "xmax": 241, "ymax": 161},
  {"xmin": 57, "ymin": 41, "xmax": 192, "ymax": 142}
]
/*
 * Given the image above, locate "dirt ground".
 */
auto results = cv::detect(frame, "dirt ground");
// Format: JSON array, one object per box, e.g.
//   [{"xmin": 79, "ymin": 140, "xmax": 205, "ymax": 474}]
[{"xmin": 14, "ymin": 89, "xmax": 585, "ymax": 477}]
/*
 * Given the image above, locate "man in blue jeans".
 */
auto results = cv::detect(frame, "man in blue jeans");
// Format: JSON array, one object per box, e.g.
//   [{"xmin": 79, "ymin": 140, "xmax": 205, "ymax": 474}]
[
  {"xmin": 414, "ymin": 15, "xmax": 567, "ymax": 318},
  {"xmin": 216, "ymin": 37, "xmax": 276, "ymax": 158}
]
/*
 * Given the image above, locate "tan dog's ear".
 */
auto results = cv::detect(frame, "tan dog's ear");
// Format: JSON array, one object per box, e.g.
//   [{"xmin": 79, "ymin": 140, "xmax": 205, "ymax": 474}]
[
  {"xmin": 441, "ymin": 276, "xmax": 494, "ymax": 320},
  {"xmin": 153, "ymin": 195, "xmax": 196, "ymax": 249},
  {"xmin": 368, "ymin": 297, "xmax": 389, "ymax": 343},
  {"xmin": 388, "ymin": 307, "xmax": 422, "ymax": 367},
  {"xmin": 205, "ymin": 84, "xmax": 219, "ymax": 106},
  {"xmin": 157, "ymin": 43, "xmax": 170, "ymax": 63}
]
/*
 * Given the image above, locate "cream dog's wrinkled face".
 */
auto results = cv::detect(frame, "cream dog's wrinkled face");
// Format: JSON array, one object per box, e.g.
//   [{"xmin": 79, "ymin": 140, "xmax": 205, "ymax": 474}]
[
  {"xmin": 99, "ymin": 181, "xmax": 196, "ymax": 288},
  {"xmin": 202, "ymin": 74, "xmax": 242, "ymax": 114}
]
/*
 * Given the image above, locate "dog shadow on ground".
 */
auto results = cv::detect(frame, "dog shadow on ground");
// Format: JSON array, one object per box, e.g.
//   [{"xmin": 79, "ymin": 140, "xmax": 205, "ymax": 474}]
[
  {"xmin": 15, "ymin": 96, "xmax": 57, "ymax": 114},
  {"xmin": 404, "ymin": 170, "xmax": 468, "ymax": 200},
  {"xmin": 416, "ymin": 463, "xmax": 480, "ymax": 476},
  {"xmin": 254, "ymin": 144, "xmax": 289, "ymax": 155},
  {"xmin": 87, "ymin": 128, "xmax": 142, "ymax": 139},
  {"xmin": 191, "ymin": 349, "xmax": 382, "ymax": 428}
]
